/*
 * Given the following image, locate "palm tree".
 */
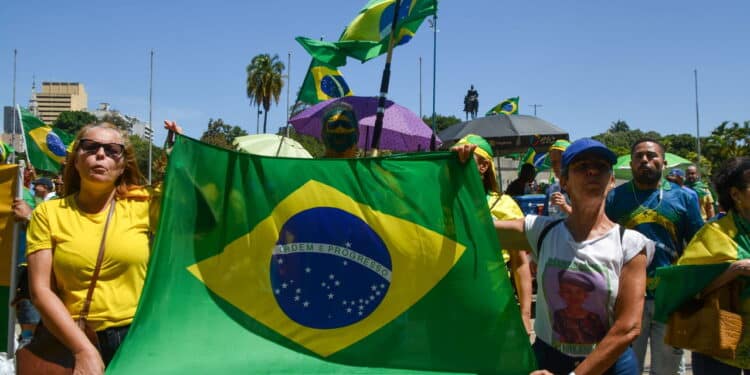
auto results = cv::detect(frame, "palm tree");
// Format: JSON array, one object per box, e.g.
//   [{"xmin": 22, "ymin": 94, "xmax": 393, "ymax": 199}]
[{"xmin": 246, "ymin": 54, "xmax": 285, "ymax": 133}]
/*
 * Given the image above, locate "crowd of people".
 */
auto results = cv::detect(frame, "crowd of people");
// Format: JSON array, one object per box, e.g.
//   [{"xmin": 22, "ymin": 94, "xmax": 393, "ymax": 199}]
[{"xmin": 3, "ymin": 103, "xmax": 749, "ymax": 375}]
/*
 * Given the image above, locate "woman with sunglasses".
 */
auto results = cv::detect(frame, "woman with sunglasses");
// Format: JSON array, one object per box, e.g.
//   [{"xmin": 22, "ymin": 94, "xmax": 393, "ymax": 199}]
[{"xmin": 26, "ymin": 121, "xmax": 181, "ymax": 374}]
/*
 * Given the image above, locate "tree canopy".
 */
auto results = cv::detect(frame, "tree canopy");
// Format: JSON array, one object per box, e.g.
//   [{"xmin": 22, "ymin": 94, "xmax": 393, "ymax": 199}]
[
  {"xmin": 593, "ymin": 119, "xmax": 749, "ymax": 177},
  {"xmin": 246, "ymin": 53, "xmax": 285, "ymax": 133},
  {"xmin": 422, "ymin": 114, "xmax": 462, "ymax": 133},
  {"xmin": 53, "ymin": 111, "xmax": 97, "ymax": 134},
  {"xmin": 199, "ymin": 118, "xmax": 248, "ymax": 149}
]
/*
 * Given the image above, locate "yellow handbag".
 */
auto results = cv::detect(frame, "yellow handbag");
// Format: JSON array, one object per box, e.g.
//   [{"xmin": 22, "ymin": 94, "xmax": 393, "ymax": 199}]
[{"xmin": 665, "ymin": 280, "xmax": 744, "ymax": 360}]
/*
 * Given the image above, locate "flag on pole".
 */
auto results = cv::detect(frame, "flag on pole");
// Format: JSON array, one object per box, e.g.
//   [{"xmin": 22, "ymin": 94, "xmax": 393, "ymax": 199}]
[
  {"xmin": 0, "ymin": 164, "xmax": 19, "ymax": 353},
  {"xmin": 533, "ymin": 152, "xmax": 551, "ymax": 172},
  {"xmin": 18, "ymin": 107, "xmax": 73, "ymax": 172},
  {"xmin": 295, "ymin": 37, "xmax": 349, "ymax": 67},
  {"xmin": 486, "ymin": 97, "xmax": 519, "ymax": 116},
  {"xmin": 297, "ymin": 59, "xmax": 354, "ymax": 105},
  {"xmin": 517, "ymin": 147, "xmax": 536, "ymax": 172},
  {"xmin": 0, "ymin": 140, "xmax": 13, "ymax": 163},
  {"xmin": 107, "ymin": 135, "xmax": 535, "ymax": 374},
  {"xmin": 337, "ymin": 0, "xmax": 437, "ymax": 62}
]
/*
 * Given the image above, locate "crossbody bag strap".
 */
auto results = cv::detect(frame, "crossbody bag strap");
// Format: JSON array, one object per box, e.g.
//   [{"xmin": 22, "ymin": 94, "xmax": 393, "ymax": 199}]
[
  {"xmin": 489, "ymin": 195, "xmax": 502, "ymax": 211},
  {"xmin": 78, "ymin": 198, "xmax": 116, "ymax": 324},
  {"xmin": 536, "ymin": 218, "xmax": 565, "ymax": 253}
]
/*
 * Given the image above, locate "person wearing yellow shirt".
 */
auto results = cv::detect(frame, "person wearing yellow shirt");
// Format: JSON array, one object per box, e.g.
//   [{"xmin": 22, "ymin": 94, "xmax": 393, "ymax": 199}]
[
  {"xmin": 26, "ymin": 121, "xmax": 182, "ymax": 374},
  {"xmin": 454, "ymin": 134, "xmax": 532, "ymax": 335}
]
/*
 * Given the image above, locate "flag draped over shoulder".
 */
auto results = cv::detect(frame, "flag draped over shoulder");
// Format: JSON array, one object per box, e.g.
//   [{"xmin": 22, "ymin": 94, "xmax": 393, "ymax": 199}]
[
  {"xmin": 0, "ymin": 164, "xmax": 19, "ymax": 352},
  {"xmin": 337, "ymin": 0, "xmax": 437, "ymax": 62},
  {"xmin": 19, "ymin": 107, "xmax": 73, "ymax": 172},
  {"xmin": 486, "ymin": 97, "xmax": 519, "ymax": 116},
  {"xmin": 653, "ymin": 212, "xmax": 750, "ymax": 323},
  {"xmin": 298, "ymin": 58, "xmax": 353, "ymax": 105},
  {"xmin": 108, "ymin": 135, "xmax": 535, "ymax": 374}
]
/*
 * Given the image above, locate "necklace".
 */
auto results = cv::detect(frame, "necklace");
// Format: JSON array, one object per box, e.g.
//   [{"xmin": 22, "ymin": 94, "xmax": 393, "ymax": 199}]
[{"xmin": 630, "ymin": 181, "xmax": 663, "ymax": 209}]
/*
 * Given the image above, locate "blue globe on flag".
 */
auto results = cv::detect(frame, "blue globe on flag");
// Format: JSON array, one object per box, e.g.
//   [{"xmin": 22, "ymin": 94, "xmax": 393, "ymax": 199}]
[
  {"xmin": 46, "ymin": 132, "xmax": 67, "ymax": 157},
  {"xmin": 320, "ymin": 75, "xmax": 350, "ymax": 98},
  {"xmin": 379, "ymin": 0, "xmax": 413, "ymax": 40},
  {"xmin": 270, "ymin": 207, "xmax": 392, "ymax": 329}
]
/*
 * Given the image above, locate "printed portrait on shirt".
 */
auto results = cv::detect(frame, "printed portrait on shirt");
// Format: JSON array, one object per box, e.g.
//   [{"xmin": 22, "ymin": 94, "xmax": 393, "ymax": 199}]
[{"xmin": 543, "ymin": 265, "xmax": 608, "ymax": 346}]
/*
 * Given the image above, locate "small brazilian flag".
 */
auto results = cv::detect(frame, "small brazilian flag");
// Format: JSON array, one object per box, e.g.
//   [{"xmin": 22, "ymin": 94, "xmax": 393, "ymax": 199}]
[
  {"xmin": 517, "ymin": 147, "xmax": 536, "ymax": 173},
  {"xmin": 298, "ymin": 58, "xmax": 353, "ymax": 105},
  {"xmin": 107, "ymin": 135, "xmax": 535, "ymax": 374},
  {"xmin": 486, "ymin": 97, "xmax": 519, "ymax": 116},
  {"xmin": 337, "ymin": 0, "xmax": 437, "ymax": 62},
  {"xmin": 18, "ymin": 107, "xmax": 73, "ymax": 172},
  {"xmin": 0, "ymin": 139, "xmax": 13, "ymax": 163}
]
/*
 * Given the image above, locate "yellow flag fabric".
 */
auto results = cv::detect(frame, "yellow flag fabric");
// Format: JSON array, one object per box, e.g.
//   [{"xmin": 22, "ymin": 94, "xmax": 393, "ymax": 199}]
[{"xmin": 0, "ymin": 164, "xmax": 18, "ymax": 286}]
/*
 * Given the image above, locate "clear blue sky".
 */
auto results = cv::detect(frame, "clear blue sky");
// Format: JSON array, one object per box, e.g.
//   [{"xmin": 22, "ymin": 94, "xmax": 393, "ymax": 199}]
[{"xmin": 1, "ymin": 0, "xmax": 748, "ymax": 145}]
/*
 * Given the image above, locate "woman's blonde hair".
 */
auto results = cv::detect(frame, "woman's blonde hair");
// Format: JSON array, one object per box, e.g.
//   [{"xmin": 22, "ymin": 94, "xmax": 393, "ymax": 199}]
[{"xmin": 62, "ymin": 122, "xmax": 144, "ymax": 197}]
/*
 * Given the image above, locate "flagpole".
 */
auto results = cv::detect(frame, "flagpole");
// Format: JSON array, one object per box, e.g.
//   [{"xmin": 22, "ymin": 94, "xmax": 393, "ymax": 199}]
[
  {"xmin": 148, "ymin": 49, "xmax": 154, "ymax": 185},
  {"xmin": 694, "ymin": 69, "xmax": 701, "ymax": 165},
  {"xmin": 369, "ymin": 0, "xmax": 403, "ymax": 154},
  {"xmin": 285, "ymin": 51, "xmax": 291, "ymax": 138},
  {"xmin": 16, "ymin": 106, "xmax": 31, "ymax": 167},
  {"xmin": 429, "ymin": 1, "xmax": 438, "ymax": 151},
  {"xmin": 7, "ymin": 161, "xmax": 24, "ymax": 356},
  {"xmin": 12, "ymin": 49, "xmax": 17, "ymax": 149},
  {"xmin": 418, "ymin": 56, "xmax": 422, "ymax": 118}
]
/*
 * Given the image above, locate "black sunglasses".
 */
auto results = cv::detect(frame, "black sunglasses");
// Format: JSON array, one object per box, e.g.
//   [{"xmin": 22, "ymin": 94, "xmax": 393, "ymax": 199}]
[{"xmin": 78, "ymin": 139, "xmax": 125, "ymax": 158}]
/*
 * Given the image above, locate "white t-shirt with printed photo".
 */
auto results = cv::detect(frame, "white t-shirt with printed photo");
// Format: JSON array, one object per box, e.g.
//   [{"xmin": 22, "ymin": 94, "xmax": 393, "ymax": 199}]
[{"xmin": 524, "ymin": 215, "xmax": 654, "ymax": 357}]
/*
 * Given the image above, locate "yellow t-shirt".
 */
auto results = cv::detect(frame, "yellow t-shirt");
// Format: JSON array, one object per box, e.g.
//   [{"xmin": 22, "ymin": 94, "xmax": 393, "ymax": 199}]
[
  {"xmin": 487, "ymin": 192, "xmax": 524, "ymax": 263},
  {"xmin": 699, "ymin": 193, "xmax": 715, "ymax": 221},
  {"xmin": 27, "ymin": 188, "xmax": 157, "ymax": 331}
]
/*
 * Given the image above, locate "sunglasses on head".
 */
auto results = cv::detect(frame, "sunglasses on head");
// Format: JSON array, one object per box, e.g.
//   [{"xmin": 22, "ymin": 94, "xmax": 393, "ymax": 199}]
[{"xmin": 78, "ymin": 139, "xmax": 125, "ymax": 158}]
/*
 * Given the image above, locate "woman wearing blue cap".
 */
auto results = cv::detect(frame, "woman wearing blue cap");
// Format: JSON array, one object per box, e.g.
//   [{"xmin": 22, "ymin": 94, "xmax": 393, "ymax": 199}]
[{"xmin": 454, "ymin": 138, "xmax": 654, "ymax": 375}]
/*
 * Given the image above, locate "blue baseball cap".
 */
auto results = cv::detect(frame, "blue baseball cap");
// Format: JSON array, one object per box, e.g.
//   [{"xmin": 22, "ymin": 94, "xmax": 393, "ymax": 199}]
[
  {"xmin": 561, "ymin": 138, "xmax": 617, "ymax": 171},
  {"xmin": 668, "ymin": 168, "xmax": 685, "ymax": 178}
]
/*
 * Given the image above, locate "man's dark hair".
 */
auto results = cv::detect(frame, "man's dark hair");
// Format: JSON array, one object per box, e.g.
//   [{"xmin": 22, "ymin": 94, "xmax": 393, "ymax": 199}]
[{"xmin": 630, "ymin": 138, "xmax": 666, "ymax": 158}]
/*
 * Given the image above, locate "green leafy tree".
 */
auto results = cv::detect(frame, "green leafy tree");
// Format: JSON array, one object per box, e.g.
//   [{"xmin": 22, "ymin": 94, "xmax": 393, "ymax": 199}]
[
  {"xmin": 200, "ymin": 118, "xmax": 248, "ymax": 149},
  {"xmin": 593, "ymin": 120, "xmax": 662, "ymax": 156},
  {"xmin": 246, "ymin": 54, "xmax": 285, "ymax": 133},
  {"xmin": 702, "ymin": 121, "xmax": 750, "ymax": 175},
  {"xmin": 281, "ymin": 126, "xmax": 325, "ymax": 158},
  {"xmin": 661, "ymin": 133, "xmax": 698, "ymax": 160},
  {"xmin": 129, "ymin": 135, "xmax": 164, "ymax": 182},
  {"xmin": 53, "ymin": 111, "xmax": 97, "ymax": 134},
  {"xmin": 100, "ymin": 114, "xmax": 134, "ymax": 132},
  {"xmin": 422, "ymin": 114, "xmax": 462, "ymax": 133},
  {"xmin": 608, "ymin": 120, "xmax": 630, "ymax": 133}
]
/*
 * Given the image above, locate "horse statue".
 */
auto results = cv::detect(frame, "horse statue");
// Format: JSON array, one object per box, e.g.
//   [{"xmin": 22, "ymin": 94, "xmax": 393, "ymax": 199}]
[{"xmin": 463, "ymin": 85, "xmax": 479, "ymax": 120}]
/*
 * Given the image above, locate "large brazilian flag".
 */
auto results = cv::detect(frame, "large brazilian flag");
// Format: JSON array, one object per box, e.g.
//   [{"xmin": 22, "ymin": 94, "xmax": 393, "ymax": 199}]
[{"xmin": 108, "ymin": 135, "xmax": 535, "ymax": 374}]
